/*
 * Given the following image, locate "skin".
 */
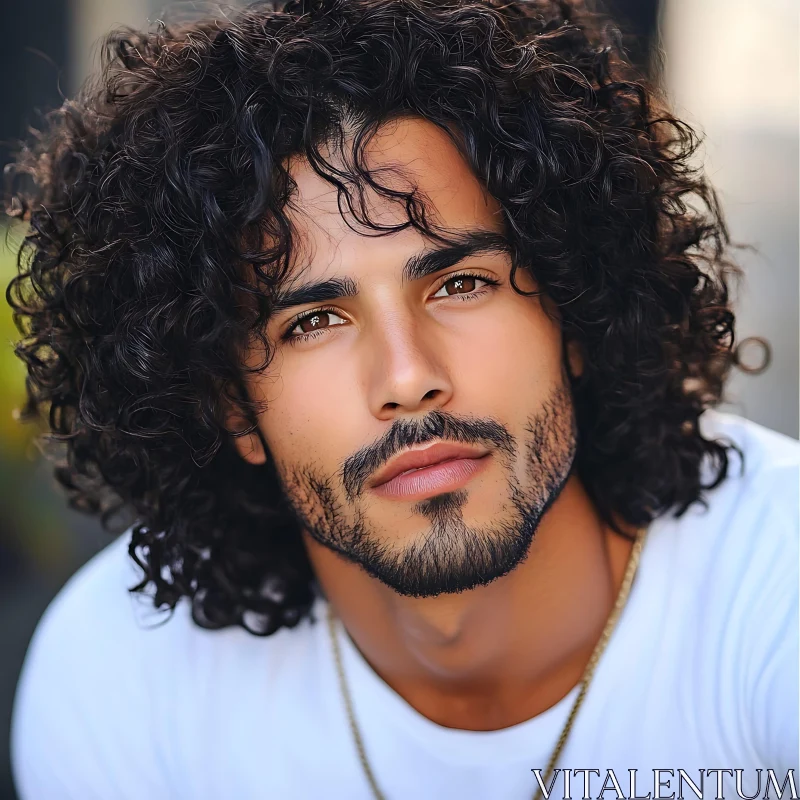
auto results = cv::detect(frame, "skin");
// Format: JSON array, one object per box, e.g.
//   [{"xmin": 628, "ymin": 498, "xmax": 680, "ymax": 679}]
[{"xmin": 236, "ymin": 116, "xmax": 637, "ymax": 731}]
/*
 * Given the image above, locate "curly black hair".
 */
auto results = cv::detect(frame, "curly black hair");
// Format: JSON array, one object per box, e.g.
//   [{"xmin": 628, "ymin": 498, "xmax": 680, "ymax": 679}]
[{"xmin": 6, "ymin": 0, "xmax": 758, "ymax": 635}]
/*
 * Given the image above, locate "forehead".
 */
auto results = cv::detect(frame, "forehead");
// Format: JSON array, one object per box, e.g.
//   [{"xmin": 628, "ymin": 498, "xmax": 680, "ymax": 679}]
[{"xmin": 283, "ymin": 116, "xmax": 505, "ymax": 280}]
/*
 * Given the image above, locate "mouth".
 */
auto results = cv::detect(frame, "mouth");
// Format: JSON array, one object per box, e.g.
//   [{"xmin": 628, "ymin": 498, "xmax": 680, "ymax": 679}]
[{"xmin": 368, "ymin": 442, "xmax": 491, "ymax": 501}]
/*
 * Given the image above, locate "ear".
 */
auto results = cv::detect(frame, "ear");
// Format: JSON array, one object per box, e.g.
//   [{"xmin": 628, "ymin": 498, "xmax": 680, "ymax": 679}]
[
  {"xmin": 564, "ymin": 336, "xmax": 585, "ymax": 380},
  {"xmin": 232, "ymin": 428, "xmax": 268, "ymax": 466},
  {"xmin": 223, "ymin": 381, "xmax": 268, "ymax": 466}
]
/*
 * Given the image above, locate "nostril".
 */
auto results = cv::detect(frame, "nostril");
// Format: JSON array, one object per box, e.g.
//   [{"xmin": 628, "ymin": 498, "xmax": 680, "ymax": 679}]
[{"xmin": 422, "ymin": 389, "xmax": 438, "ymax": 401}]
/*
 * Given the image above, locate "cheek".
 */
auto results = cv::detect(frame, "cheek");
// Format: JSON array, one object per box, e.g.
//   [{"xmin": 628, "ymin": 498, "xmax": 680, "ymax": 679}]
[
  {"xmin": 448, "ymin": 295, "xmax": 564, "ymax": 408},
  {"xmin": 253, "ymin": 293, "xmax": 563, "ymax": 467},
  {"xmin": 255, "ymin": 343, "xmax": 364, "ymax": 468}
]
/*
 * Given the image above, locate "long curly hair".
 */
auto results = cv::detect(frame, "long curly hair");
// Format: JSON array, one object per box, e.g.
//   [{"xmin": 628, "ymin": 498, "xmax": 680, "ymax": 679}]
[{"xmin": 6, "ymin": 0, "xmax": 756, "ymax": 635}]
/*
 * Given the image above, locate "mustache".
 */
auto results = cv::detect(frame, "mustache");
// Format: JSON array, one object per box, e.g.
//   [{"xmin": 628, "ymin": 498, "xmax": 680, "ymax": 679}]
[{"xmin": 340, "ymin": 410, "xmax": 516, "ymax": 500}]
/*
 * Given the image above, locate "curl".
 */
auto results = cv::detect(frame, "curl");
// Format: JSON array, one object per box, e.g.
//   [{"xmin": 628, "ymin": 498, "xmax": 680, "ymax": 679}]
[{"xmin": 6, "ymin": 0, "xmax": 750, "ymax": 634}]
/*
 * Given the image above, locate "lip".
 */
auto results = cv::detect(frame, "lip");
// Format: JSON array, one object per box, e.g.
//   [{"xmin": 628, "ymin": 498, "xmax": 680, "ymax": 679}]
[{"xmin": 369, "ymin": 442, "xmax": 491, "ymax": 501}]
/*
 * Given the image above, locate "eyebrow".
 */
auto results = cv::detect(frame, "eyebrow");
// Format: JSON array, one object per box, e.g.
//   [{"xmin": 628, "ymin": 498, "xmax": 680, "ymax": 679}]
[
  {"xmin": 402, "ymin": 230, "xmax": 510, "ymax": 282},
  {"xmin": 271, "ymin": 229, "xmax": 509, "ymax": 314},
  {"xmin": 271, "ymin": 277, "xmax": 359, "ymax": 312}
]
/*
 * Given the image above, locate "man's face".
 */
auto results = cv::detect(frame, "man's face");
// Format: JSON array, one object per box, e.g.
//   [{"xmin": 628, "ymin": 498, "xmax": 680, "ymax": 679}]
[{"xmin": 238, "ymin": 116, "xmax": 578, "ymax": 597}]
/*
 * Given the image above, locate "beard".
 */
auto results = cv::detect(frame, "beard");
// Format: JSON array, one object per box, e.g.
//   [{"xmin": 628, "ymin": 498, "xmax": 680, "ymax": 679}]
[{"xmin": 277, "ymin": 382, "xmax": 578, "ymax": 598}]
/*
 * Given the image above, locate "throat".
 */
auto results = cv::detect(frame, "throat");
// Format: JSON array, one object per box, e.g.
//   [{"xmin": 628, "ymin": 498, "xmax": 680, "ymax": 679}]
[
  {"xmin": 401, "ymin": 653, "xmax": 588, "ymax": 731},
  {"xmin": 392, "ymin": 592, "xmax": 476, "ymax": 649},
  {"xmin": 357, "ymin": 589, "xmax": 596, "ymax": 730},
  {"xmin": 309, "ymin": 478, "xmax": 638, "ymax": 733}
]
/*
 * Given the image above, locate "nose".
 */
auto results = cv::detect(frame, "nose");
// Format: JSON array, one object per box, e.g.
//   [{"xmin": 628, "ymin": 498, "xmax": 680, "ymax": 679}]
[{"xmin": 365, "ymin": 311, "xmax": 454, "ymax": 421}]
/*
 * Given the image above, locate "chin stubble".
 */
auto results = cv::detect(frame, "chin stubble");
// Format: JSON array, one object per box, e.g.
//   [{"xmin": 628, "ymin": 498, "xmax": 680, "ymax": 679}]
[{"xmin": 279, "ymin": 384, "xmax": 578, "ymax": 598}]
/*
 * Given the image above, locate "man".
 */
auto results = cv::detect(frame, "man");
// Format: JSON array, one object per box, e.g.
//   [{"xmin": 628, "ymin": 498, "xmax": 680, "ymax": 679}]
[{"xmin": 7, "ymin": 0, "xmax": 798, "ymax": 797}]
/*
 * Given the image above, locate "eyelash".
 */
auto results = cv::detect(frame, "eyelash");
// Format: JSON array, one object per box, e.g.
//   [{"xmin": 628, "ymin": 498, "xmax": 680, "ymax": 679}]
[
  {"xmin": 282, "ymin": 305, "xmax": 343, "ymax": 345},
  {"xmin": 283, "ymin": 272, "xmax": 500, "ymax": 345},
  {"xmin": 434, "ymin": 271, "xmax": 500, "ymax": 300}
]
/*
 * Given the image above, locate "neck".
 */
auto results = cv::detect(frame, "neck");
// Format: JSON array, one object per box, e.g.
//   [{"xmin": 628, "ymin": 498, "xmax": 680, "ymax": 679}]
[{"xmin": 303, "ymin": 474, "xmax": 637, "ymax": 731}]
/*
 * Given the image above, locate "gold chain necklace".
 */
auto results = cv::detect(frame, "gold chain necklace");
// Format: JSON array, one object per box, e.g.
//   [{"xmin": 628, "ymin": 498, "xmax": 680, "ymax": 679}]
[{"xmin": 326, "ymin": 526, "xmax": 648, "ymax": 800}]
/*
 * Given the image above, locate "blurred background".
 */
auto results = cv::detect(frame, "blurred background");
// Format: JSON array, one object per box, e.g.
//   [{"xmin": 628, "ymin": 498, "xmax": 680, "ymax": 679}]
[{"xmin": 0, "ymin": 0, "xmax": 797, "ymax": 796}]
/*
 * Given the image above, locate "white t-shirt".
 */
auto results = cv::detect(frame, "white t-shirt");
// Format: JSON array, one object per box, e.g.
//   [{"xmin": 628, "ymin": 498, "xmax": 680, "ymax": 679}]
[{"xmin": 11, "ymin": 410, "xmax": 800, "ymax": 799}]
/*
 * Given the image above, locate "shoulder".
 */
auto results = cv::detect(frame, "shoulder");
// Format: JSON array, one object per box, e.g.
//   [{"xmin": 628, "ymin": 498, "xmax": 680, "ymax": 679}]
[
  {"xmin": 699, "ymin": 407, "xmax": 800, "ymax": 486},
  {"xmin": 13, "ymin": 532, "xmax": 204, "ymax": 693},
  {"xmin": 11, "ymin": 531, "xmax": 322, "ymax": 798},
  {"xmin": 704, "ymin": 410, "xmax": 798, "ymax": 575},
  {"xmin": 11, "ymin": 534, "xmax": 182, "ymax": 797},
  {"xmin": 656, "ymin": 410, "xmax": 799, "ymax": 578},
  {"xmin": 679, "ymin": 409, "xmax": 799, "ymax": 594},
  {"xmin": 691, "ymin": 409, "xmax": 799, "ymax": 552},
  {"xmin": 660, "ymin": 410, "xmax": 799, "ymax": 766}
]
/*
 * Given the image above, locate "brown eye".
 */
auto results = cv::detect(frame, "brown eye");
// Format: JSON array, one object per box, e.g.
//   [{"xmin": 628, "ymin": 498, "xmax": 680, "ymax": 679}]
[
  {"xmin": 433, "ymin": 274, "xmax": 490, "ymax": 299},
  {"xmin": 288, "ymin": 309, "xmax": 347, "ymax": 338},
  {"xmin": 298, "ymin": 312, "xmax": 331, "ymax": 333},
  {"xmin": 445, "ymin": 276, "xmax": 476, "ymax": 295}
]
